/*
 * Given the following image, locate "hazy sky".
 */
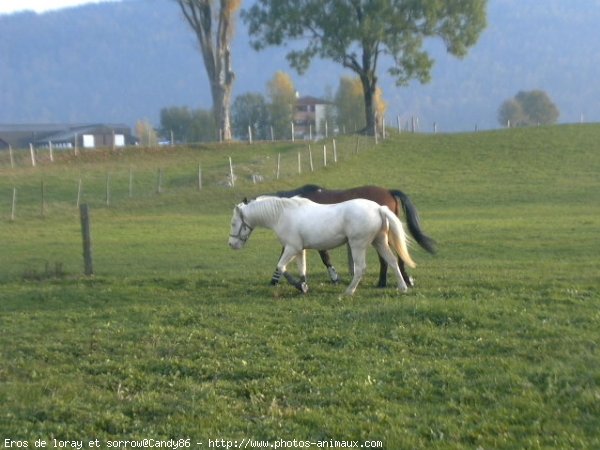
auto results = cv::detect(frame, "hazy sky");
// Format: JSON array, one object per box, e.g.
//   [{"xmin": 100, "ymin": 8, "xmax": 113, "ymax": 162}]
[{"xmin": 0, "ymin": 0, "xmax": 119, "ymax": 14}]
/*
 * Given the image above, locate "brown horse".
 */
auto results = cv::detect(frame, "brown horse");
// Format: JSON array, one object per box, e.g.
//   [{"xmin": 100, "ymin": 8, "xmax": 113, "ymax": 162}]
[{"xmin": 270, "ymin": 184, "xmax": 436, "ymax": 287}]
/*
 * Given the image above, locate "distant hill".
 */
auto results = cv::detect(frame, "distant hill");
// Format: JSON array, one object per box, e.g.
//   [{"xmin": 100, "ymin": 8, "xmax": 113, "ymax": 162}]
[{"xmin": 1, "ymin": 0, "xmax": 599, "ymax": 132}]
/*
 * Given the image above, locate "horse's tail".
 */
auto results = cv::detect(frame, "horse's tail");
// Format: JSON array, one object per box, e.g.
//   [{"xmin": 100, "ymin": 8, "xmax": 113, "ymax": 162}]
[
  {"xmin": 389, "ymin": 189, "xmax": 436, "ymax": 254},
  {"xmin": 380, "ymin": 206, "xmax": 416, "ymax": 269}
]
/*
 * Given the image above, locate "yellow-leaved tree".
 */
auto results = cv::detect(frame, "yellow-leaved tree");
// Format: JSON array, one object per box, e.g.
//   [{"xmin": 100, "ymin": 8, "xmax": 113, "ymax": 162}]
[
  {"xmin": 335, "ymin": 76, "xmax": 387, "ymax": 134},
  {"xmin": 267, "ymin": 71, "xmax": 297, "ymax": 139}
]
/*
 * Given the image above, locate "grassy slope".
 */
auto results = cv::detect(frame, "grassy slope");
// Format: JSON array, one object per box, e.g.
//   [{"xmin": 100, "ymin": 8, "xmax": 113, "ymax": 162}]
[{"xmin": 0, "ymin": 125, "xmax": 599, "ymax": 448}]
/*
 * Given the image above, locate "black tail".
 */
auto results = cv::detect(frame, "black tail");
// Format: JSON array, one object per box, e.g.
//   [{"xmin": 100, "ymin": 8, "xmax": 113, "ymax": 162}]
[{"xmin": 389, "ymin": 189, "xmax": 436, "ymax": 254}]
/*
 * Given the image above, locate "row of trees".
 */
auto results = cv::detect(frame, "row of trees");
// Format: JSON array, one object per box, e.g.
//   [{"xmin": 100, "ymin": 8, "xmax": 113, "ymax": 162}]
[
  {"xmin": 158, "ymin": 72, "xmax": 387, "ymax": 143},
  {"xmin": 154, "ymin": 86, "xmax": 559, "ymax": 144},
  {"xmin": 175, "ymin": 0, "xmax": 487, "ymax": 141}
]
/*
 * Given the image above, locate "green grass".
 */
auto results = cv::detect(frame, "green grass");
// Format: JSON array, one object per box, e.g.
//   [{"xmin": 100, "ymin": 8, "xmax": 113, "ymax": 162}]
[{"xmin": 1, "ymin": 125, "xmax": 599, "ymax": 448}]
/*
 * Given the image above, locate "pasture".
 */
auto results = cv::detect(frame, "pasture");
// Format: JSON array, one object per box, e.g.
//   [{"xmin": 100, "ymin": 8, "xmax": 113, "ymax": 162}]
[{"xmin": 0, "ymin": 125, "xmax": 599, "ymax": 448}]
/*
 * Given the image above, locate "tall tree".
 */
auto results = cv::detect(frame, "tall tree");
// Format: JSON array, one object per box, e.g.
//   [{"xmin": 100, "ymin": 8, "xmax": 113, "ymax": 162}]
[
  {"xmin": 243, "ymin": 0, "xmax": 487, "ymax": 135},
  {"xmin": 176, "ymin": 0, "xmax": 241, "ymax": 141},
  {"xmin": 267, "ymin": 71, "xmax": 297, "ymax": 139}
]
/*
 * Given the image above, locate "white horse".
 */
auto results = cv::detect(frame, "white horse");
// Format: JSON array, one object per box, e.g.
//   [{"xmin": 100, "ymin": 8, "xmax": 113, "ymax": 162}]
[{"xmin": 228, "ymin": 196, "xmax": 416, "ymax": 296}]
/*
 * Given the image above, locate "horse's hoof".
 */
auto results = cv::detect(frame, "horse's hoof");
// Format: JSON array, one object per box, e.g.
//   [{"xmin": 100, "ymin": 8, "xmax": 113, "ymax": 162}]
[
  {"xmin": 327, "ymin": 267, "xmax": 340, "ymax": 284},
  {"xmin": 407, "ymin": 276, "xmax": 415, "ymax": 287},
  {"xmin": 299, "ymin": 282, "xmax": 308, "ymax": 294}
]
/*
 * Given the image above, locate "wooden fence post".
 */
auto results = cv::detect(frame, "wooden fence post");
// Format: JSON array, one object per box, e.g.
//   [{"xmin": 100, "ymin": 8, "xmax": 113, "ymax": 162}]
[
  {"xmin": 105, "ymin": 173, "xmax": 111, "ymax": 206},
  {"xmin": 40, "ymin": 180, "xmax": 46, "ymax": 218},
  {"xmin": 29, "ymin": 144, "xmax": 36, "ymax": 167},
  {"xmin": 276, "ymin": 153, "xmax": 281, "ymax": 180},
  {"xmin": 198, "ymin": 163, "xmax": 202, "ymax": 190},
  {"xmin": 9, "ymin": 145, "xmax": 15, "ymax": 169},
  {"xmin": 229, "ymin": 157, "xmax": 235, "ymax": 188},
  {"xmin": 333, "ymin": 139, "xmax": 337, "ymax": 163},
  {"xmin": 79, "ymin": 204, "xmax": 94, "ymax": 276},
  {"xmin": 77, "ymin": 178, "xmax": 82, "ymax": 208},
  {"xmin": 11, "ymin": 187, "xmax": 16, "ymax": 222}
]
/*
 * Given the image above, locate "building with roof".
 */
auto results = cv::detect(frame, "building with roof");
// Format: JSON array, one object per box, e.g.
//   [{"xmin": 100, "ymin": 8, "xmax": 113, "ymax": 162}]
[
  {"xmin": 0, "ymin": 123, "xmax": 136, "ymax": 150},
  {"xmin": 293, "ymin": 96, "xmax": 335, "ymax": 140}
]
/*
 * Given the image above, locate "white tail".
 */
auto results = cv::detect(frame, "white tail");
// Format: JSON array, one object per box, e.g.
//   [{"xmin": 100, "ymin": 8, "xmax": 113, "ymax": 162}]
[{"xmin": 380, "ymin": 206, "xmax": 416, "ymax": 268}]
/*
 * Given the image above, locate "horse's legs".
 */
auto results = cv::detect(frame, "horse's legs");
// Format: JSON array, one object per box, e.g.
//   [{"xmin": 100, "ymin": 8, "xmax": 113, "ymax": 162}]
[
  {"xmin": 346, "ymin": 243, "xmax": 354, "ymax": 277},
  {"xmin": 270, "ymin": 247, "xmax": 285, "ymax": 285},
  {"xmin": 295, "ymin": 249, "xmax": 307, "ymax": 282},
  {"xmin": 344, "ymin": 244, "xmax": 367, "ymax": 296},
  {"xmin": 318, "ymin": 250, "xmax": 339, "ymax": 283},
  {"xmin": 377, "ymin": 254, "xmax": 388, "ymax": 288},
  {"xmin": 277, "ymin": 247, "xmax": 308, "ymax": 294},
  {"xmin": 372, "ymin": 235, "xmax": 408, "ymax": 293},
  {"xmin": 398, "ymin": 257, "xmax": 414, "ymax": 287},
  {"xmin": 376, "ymin": 251, "xmax": 413, "ymax": 289}
]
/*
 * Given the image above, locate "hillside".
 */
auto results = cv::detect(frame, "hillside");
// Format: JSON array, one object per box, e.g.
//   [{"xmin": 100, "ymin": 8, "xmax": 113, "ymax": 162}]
[
  {"xmin": 1, "ymin": 0, "xmax": 600, "ymax": 132},
  {"xmin": 1, "ymin": 126, "xmax": 599, "ymax": 446}
]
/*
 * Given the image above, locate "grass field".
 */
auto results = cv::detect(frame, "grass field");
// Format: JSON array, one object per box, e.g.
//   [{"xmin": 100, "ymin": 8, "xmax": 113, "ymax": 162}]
[{"xmin": 1, "ymin": 125, "xmax": 599, "ymax": 449}]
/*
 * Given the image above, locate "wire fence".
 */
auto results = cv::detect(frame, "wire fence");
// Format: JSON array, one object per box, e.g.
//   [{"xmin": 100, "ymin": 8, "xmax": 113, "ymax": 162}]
[{"xmin": 1, "ymin": 134, "xmax": 384, "ymax": 221}]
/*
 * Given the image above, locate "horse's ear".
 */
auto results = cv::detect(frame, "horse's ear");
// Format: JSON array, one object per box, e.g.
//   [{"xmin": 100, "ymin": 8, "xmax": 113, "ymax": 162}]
[{"xmin": 243, "ymin": 197, "xmax": 249, "ymax": 204}]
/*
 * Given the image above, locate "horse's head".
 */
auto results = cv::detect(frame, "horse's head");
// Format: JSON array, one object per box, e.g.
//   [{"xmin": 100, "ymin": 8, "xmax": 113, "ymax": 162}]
[{"xmin": 228, "ymin": 201, "xmax": 254, "ymax": 249}]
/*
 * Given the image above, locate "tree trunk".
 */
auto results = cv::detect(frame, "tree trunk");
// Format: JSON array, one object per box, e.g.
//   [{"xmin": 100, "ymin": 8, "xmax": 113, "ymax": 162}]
[
  {"xmin": 210, "ymin": 48, "xmax": 234, "ymax": 141},
  {"xmin": 360, "ymin": 75, "xmax": 376, "ymax": 136},
  {"xmin": 178, "ymin": 0, "xmax": 238, "ymax": 142},
  {"xmin": 358, "ymin": 41, "xmax": 378, "ymax": 136},
  {"xmin": 213, "ymin": 85, "xmax": 233, "ymax": 141}
]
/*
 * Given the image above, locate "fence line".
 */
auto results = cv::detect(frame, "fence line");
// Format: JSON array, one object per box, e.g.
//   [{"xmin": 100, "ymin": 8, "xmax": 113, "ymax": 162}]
[{"xmin": 3, "ymin": 134, "xmax": 388, "ymax": 220}]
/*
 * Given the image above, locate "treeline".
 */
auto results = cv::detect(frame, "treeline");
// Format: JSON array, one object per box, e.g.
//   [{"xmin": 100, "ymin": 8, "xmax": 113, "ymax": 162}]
[{"xmin": 158, "ymin": 73, "xmax": 387, "ymax": 143}]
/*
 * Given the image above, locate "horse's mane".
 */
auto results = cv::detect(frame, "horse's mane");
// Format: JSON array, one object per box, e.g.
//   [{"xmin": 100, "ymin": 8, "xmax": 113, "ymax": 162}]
[
  {"xmin": 255, "ymin": 195, "xmax": 310, "ymax": 207},
  {"xmin": 249, "ymin": 196, "xmax": 313, "ymax": 222}
]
